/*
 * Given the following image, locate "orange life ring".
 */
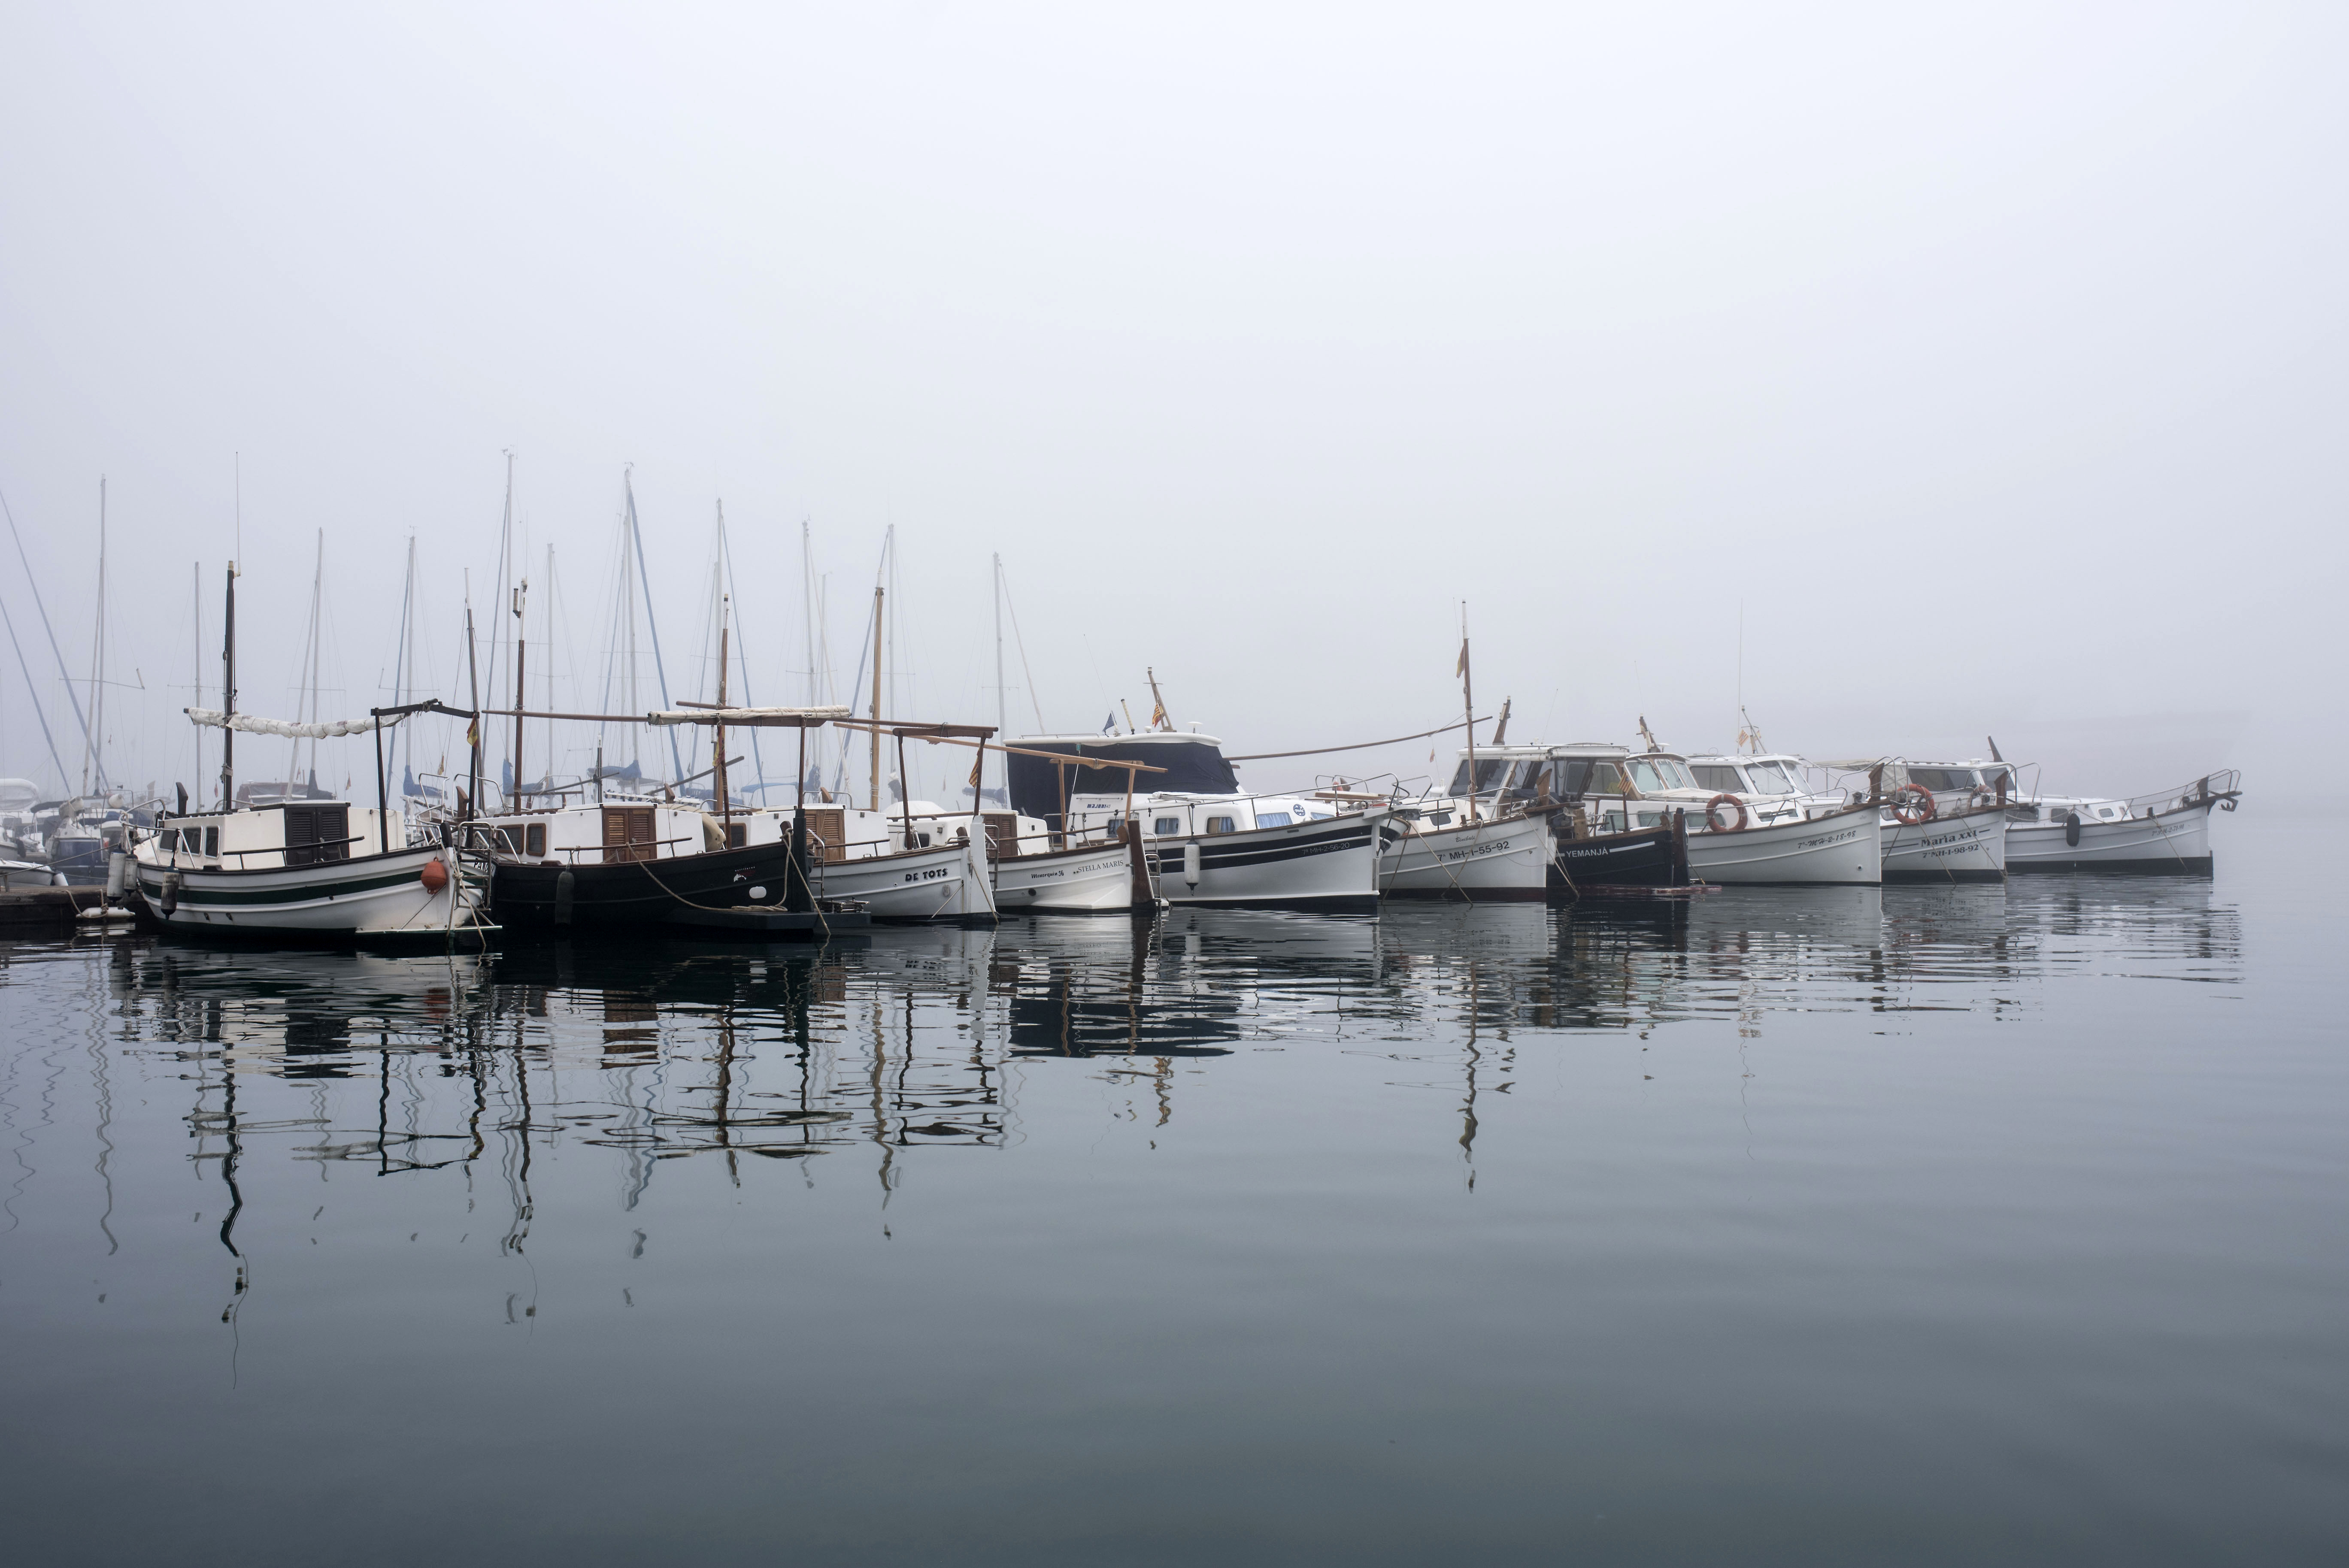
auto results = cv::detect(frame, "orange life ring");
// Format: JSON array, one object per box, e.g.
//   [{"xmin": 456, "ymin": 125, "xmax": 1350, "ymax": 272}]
[
  {"xmin": 1703, "ymin": 793, "xmax": 1747, "ymax": 832},
  {"xmin": 1891, "ymin": 784, "xmax": 1937, "ymax": 825}
]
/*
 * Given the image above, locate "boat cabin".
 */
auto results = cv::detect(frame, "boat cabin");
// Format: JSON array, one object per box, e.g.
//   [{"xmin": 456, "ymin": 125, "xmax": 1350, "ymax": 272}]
[{"xmin": 142, "ymin": 801, "xmax": 407, "ymax": 870}]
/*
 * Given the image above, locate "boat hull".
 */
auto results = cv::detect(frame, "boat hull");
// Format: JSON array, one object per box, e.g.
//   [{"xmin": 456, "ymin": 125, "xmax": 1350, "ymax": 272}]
[
  {"xmin": 993, "ymin": 840, "xmax": 1136, "ymax": 913},
  {"xmin": 1549, "ymin": 822, "xmax": 1685, "ymax": 890},
  {"xmin": 816, "ymin": 839, "xmax": 998, "ymax": 923},
  {"xmin": 1379, "ymin": 813, "xmax": 1550, "ymax": 901},
  {"xmin": 133, "ymin": 844, "xmax": 486, "ymax": 943},
  {"xmin": 1882, "ymin": 803, "xmax": 2008, "ymax": 882},
  {"xmin": 1687, "ymin": 804, "xmax": 1882, "ymax": 885},
  {"xmin": 2007, "ymin": 799, "xmax": 2216, "ymax": 874},
  {"xmin": 1149, "ymin": 811, "xmax": 1385, "ymax": 908},
  {"xmin": 492, "ymin": 839, "xmax": 802, "ymax": 932}
]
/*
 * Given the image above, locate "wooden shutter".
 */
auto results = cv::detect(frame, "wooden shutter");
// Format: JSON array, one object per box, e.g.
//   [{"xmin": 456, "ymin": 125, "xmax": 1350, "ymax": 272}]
[{"xmin": 603, "ymin": 805, "xmax": 656, "ymax": 864}]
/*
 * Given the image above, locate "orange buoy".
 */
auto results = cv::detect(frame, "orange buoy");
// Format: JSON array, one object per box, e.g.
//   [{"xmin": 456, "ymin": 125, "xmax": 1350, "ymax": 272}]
[{"xmin": 419, "ymin": 858, "xmax": 449, "ymax": 893}]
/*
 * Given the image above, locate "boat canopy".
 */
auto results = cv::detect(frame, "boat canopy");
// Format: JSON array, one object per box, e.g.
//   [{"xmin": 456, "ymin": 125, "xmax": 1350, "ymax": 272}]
[{"xmin": 1009, "ymin": 733, "xmax": 1237, "ymax": 817}]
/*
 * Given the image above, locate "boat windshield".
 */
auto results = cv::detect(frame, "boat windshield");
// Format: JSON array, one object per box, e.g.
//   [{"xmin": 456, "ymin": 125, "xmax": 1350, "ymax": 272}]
[
  {"xmin": 1745, "ymin": 760, "xmax": 1799, "ymax": 795},
  {"xmin": 1910, "ymin": 767, "xmax": 1979, "ymax": 792},
  {"xmin": 1446, "ymin": 758, "xmax": 1509, "ymax": 795},
  {"xmin": 1690, "ymin": 765, "xmax": 1745, "ymax": 793},
  {"xmin": 1981, "ymin": 766, "xmax": 2016, "ymax": 795},
  {"xmin": 1627, "ymin": 757, "xmax": 1691, "ymax": 793}
]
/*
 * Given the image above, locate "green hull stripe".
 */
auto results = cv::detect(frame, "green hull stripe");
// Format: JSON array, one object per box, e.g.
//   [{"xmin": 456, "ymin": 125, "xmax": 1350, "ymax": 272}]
[{"xmin": 138, "ymin": 866, "xmax": 429, "ymax": 907}]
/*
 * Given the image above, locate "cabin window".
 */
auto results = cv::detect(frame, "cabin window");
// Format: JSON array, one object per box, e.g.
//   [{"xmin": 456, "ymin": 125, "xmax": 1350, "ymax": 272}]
[
  {"xmin": 1446, "ymin": 758, "xmax": 1509, "ymax": 795},
  {"xmin": 1254, "ymin": 810, "xmax": 1293, "ymax": 828},
  {"xmin": 1429, "ymin": 811, "xmax": 1453, "ymax": 827},
  {"xmin": 1636, "ymin": 810, "xmax": 1663, "ymax": 828},
  {"xmin": 1154, "ymin": 817, "xmax": 1182, "ymax": 835},
  {"xmin": 1909, "ymin": 768, "xmax": 1977, "ymax": 792},
  {"xmin": 1691, "ymin": 766, "xmax": 1745, "ymax": 793},
  {"xmin": 916, "ymin": 832, "xmax": 932, "ymax": 848},
  {"xmin": 1551, "ymin": 760, "xmax": 1592, "ymax": 797},
  {"xmin": 498, "ymin": 826, "xmax": 525, "ymax": 857},
  {"xmin": 1102, "ymin": 815, "xmax": 1124, "ymax": 840},
  {"xmin": 1204, "ymin": 816, "xmax": 1237, "ymax": 835},
  {"xmin": 527, "ymin": 823, "xmax": 548, "ymax": 857},
  {"xmin": 204, "ymin": 827, "xmax": 219, "ymax": 858},
  {"xmin": 1600, "ymin": 810, "xmax": 1627, "ymax": 832},
  {"xmin": 1628, "ymin": 759, "xmax": 1683, "ymax": 794},
  {"xmin": 1746, "ymin": 761, "xmax": 1799, "ymax": 795},
  {"xmin": 1590, "ymin": 763, "xmax": 1629, "ymax": 795}
]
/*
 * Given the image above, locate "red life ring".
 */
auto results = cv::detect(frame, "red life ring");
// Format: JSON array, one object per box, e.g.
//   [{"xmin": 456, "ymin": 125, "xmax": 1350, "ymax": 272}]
[
  {"xmin": 1891, "ymin": 784, "xmax": 1937, "ymax": 825},
  {"xmin": 1703, "ymin": 793, "xmax": 1747, "ymax": 832}
]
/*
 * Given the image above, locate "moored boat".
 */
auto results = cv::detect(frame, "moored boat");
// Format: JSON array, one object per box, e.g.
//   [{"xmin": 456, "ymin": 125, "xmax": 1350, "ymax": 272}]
[
  {"xmin": 2005, "ymin": 772, "xmax": 2237, "ymax": 874},
  {"xmin": 1685, "ymin": 799, "xmax": 1882, "ymax": 885},
  {"xmin": 1378, "ymin": 806, "xmax": 1552, "ymax": 900}
]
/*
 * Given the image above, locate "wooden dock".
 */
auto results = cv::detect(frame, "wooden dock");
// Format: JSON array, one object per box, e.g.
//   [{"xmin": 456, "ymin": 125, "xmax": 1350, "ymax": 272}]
[{"xmin": 0, "ymin": 886, "xmax": 115, "ymax": 936}]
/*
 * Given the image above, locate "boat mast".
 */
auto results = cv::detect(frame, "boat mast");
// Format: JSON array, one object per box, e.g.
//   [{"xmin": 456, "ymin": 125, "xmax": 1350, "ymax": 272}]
[
  {"xmin": 715, "ymin": 593, "xmax": 731, "ymax": 829},
  {"xmin": 869, "ymin": 584, "xmax": 884, "ymax": 812},
  {"xmin": 993, "ymin": 554, "xmax": 1006, "ymax": 797},
  {"xmin": 1458, "ymin": 604, "xmax": 1477, "ymax": 822},
  {"xmin": 81, "ymin": 478, "xmax": 104, "ymax": 797},
  {"xmin": 624, "ymin": 471, "xmax": 687, "ymax": 784},
  {"xmin": 390, "ymin": 537, "xmax": 414, "ymax": 800},
  {"xmin": 1146, "ymin": 666, "xmax": 1169, "ymax": 731},
  {"xmin": 510, "ymin": 576, "xmax": 527, "ymax": 805},
  {"xmin": 191, "ymin": 560, "xmax": 203, "ymax": 803},
  {"xmin": 294, "ymin": 529, "xmax": 323, "ymax": 790},
  {"xmin": 219, "ymin": 561, "xmax": 238, "ymax": 808},
  {"xmin": 464, "ymin": 584, "xmax": 481, "ymax": 819}
]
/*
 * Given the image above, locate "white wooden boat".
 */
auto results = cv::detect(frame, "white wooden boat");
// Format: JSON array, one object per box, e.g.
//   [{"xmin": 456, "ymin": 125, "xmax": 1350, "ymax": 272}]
[
  {"xmin": 1377, "ymin": 807, "xmax": 1552, "ymax": 900},
  {"xmin": 808, "ymin": 833, "xmax": 997, "ymax": 922},
  {"xmin": 1881, "ymin": 802, "xmax": 2009, "ymax": 881},
  {"xmin": 1018, "ymin": 730, "xmax": 1385, "ymax": 908},
  {"xmin": 132, "ymin": 800, "xmax": 489, "ymax": 942},
  {"xmin": 1685, "ymin": 800, "xmax": 1882, "ymax": 885},
  {"xmin": 991, "ymin": 837, "xmax": 1138, "ymax": 912},
  {"xmin": 2006, "ymin": 772, "xmax": 2237, "ymax": 874}
]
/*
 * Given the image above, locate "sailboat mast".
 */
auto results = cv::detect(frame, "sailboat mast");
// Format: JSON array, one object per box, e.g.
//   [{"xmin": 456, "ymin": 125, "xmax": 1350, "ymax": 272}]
[
  {"xmin": 624, "ymin": 472, "xmax": 686, "ymax": 783},
  {"xmin": 869, "ymin": 585, "xmax": 884, "ymax": 812},
  {"xmin": 510, "ymin": 578, "xmax": 527, "ymax": 806},
  {"xmin": 191, "ymin": 560, "xmax": 203, "ymax": 802},
  {"xmin": 715, "ymin": 595, "xmax": 731, "ymax": 827},
  {"xmin": 1459, "ymin": 604, "xmax": 1478, "ymax": 823},
  {"xmin": 464, "ymin": 589, "xmax": 481, "ymax": 819},
  {"xmin": 993, "ymin": 554, "xmax": 1006, "ymax": 796},
  {"xmin": 81, "ymin": 479, "xmax": 104, "ymax": 796},
  {"xmin": 219, "ymin": 562, "xmax": 238, "ymax": 808}
]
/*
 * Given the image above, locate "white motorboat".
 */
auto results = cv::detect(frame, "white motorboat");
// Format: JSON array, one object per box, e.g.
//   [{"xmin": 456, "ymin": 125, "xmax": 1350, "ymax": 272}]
[
  {"xmin": 2005, "ymin": 771, "xmax": 2238, "ymax": 874},
  {"xmin": 990, "ymin": 836, "xmax": 1139, "ymax": 912},
  {"xmin": 1014, "ymin": 729, "xmax": 1387, "ymax": 908},
  {"xmin": 1377, "ymin": 803, "xmax": 1553, "ymax": 900},
  {"xmin": 1881, "ymin": 804, "xmax": 2009, "ymax": 881},
  {"xmin": 1683, "ymin": 753, "xmax": 1846, "ymax": 822},
  {"xmin": 1459, "ymin": 739, "xmax": 1880, "ymax": 887},
  {"xmin": 1685, "ymin": 800, "xmax": 1883, "ymax": 885}
]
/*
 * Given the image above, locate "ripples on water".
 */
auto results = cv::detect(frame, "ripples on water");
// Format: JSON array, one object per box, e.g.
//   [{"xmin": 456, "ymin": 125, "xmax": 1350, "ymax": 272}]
[{"xmin": 1, "ymin": 855, "xmax": 2338, "ymax": 1566}]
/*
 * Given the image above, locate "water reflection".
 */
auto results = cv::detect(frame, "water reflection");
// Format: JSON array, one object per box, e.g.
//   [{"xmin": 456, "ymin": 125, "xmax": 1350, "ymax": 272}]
[{"xmin": 45, "ymin": 878, "xmax": 2237, "ymax": 1217}]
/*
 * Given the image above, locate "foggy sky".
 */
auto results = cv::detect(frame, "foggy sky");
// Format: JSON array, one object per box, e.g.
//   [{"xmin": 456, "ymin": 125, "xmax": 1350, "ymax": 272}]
[{"xmin": 3, "ymin": 3, "xmax": 2340, "ymax": 806}]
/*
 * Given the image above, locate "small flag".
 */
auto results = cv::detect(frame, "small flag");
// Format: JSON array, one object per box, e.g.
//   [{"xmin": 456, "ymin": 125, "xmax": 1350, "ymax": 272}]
[
  {"xmin": 465, "ymin": 719, "xmax": 478, "ymax": 749},
  {"xmin": 967, "ymin": 748, "xmax": 984, "ymax": 790},
  {"xmin": 1102, "ymin": 711, "xmax": 1116, "ymax": 734},
  {"xmin": 1455, "ymin": 639, "xmax": 1470, "ymax": 678}
]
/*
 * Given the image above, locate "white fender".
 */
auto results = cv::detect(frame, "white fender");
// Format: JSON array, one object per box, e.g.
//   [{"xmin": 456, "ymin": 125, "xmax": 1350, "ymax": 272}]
[{"xmin": 1182, "ymin": 841, "xmax": 1202, "ymax": 888}]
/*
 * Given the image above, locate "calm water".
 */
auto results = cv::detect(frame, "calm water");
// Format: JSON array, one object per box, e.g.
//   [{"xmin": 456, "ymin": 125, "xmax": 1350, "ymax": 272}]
[{"xmin": 2, "ymin": 820, "xmax": 2340, "ymax": 1565}]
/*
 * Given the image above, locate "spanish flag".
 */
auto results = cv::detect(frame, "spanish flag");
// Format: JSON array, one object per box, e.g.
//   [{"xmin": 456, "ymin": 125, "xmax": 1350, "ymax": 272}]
[{"xmin": 1455, "ymin": 639, "xmax": 1470, "ymax": 678}]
